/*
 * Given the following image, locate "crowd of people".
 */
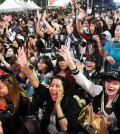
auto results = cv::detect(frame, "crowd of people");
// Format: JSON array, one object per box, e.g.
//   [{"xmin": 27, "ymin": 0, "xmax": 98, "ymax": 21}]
[{"xmin": 0, "ymin": 0, "xmax": 120, "ymax": 133}]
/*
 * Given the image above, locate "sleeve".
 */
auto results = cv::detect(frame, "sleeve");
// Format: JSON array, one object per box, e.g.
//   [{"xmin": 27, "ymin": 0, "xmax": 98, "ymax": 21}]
[
  {"xmin": 34, "ymin": 83, "xmax": 49, "ymax": 101},
  {"xmin": 71, "ymin": 67, "xmax": 103, "ymax": 97},
  {"xmin": 103, "ymin": 41, "xmax": 111, "ymax": 51},
  {"xmin": 44, "ymin": 33, "xmax": 49, "ymax": 41},
  {"xmin": 63, "ymin": 97, "xmax": 81, "ymax": 131}
]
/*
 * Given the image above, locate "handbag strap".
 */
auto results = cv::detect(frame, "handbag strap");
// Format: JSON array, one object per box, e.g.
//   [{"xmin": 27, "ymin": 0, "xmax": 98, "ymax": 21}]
[{"xmin": 101, "ymin": 92, "xmax": 104, "ymax": 112}]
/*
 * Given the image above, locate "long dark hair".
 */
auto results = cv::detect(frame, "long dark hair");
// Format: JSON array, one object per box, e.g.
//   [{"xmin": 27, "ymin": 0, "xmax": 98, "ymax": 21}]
[
  {"xmin": 54, "ymin": 55, "xmax": 70, "ymax": 75},
  {"xmin": 37, "ymin": 55, "xmax": 53, "ymax": 74}
]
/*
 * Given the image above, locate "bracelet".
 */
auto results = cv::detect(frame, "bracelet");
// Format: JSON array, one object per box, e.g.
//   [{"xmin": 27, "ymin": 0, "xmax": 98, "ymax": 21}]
[
  {"xmin": 70, "ymin": 67, "xmax": 79, "ymax": 75},
  {"xmin": 57, "ymin": 114, "xmax": 65, "ymax": 120}
]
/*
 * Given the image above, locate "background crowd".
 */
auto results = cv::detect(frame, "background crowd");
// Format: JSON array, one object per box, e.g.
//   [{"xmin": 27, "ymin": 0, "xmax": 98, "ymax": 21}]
[{"xmin": 0, "ymin": 0, "xmax": 120, "ymax": 133}]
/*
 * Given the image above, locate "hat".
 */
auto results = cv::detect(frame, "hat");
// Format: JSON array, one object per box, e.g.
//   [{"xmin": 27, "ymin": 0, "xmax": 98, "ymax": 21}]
[{"xmin": 100, "ymin": 70, "xmax": 120, "ymax": 81}]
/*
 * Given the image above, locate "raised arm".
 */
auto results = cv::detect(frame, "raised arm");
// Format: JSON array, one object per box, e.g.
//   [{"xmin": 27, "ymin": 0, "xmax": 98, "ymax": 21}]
[
  {"xmin": 58, "ymin": 46, "xmax": 103, "ymax": 97},
  {"xmin": 0, "ymin": 54, "xmax": 12, "ymax": 70},
  {"xmin": 77, "ymin": 9, "xmax": 86, "ymax": 33},
  {"xmin": 42, "ymin": 11, "xmax": 55, "ymax": 35},
  {"xmin": 36, "ymin": 10, "xmax": 45, "ymax": 38},
  {"xmin": 16, "ymin": 47, "xmax": 39, "ymax": 88}
]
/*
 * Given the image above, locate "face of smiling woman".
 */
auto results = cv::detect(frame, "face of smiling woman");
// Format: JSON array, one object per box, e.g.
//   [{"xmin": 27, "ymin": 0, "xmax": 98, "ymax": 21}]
[
  {"xmin": 49, "ymin": 78, "xmax": 64, "ymax": 102},
  {"xmin": 105, "ymin": 79, "xmax": 120, "ymax": 98}
]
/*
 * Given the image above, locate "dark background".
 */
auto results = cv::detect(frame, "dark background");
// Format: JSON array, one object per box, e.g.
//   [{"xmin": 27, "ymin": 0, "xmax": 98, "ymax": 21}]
[{"xmin": 0, "ymin": 0, "xmax": 116, "ymax": 8}]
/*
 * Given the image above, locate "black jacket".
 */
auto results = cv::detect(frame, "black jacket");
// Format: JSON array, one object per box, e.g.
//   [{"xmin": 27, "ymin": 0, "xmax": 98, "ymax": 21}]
[
  {"xmin": 34, "ymin": 83, "xmax": 81, "ymax": 134},
  {"xmin": 93, "ymin": 89, "xmax": 120, "ymax": 133}
]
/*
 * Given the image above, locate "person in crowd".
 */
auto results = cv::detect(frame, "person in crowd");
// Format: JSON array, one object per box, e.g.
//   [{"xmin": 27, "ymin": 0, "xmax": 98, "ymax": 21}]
[
  {"xmin": 82, "ymin": 19, "xmax": 90, "ymax": 33},
  {"xmin": 79, "ymin": 52, "xmax": 104, "ymax": 104},
  {"xmin": 36, "ymin": 55, "xmax": 54, "ymax": 87},
  {"xmin": 53, "ymin": 55, "xmax": 80, "ymax": 97},
  {"xmin": 12, "ymin": 38, "xmax": 23, "ymax": 49},
  {"xmin": 100, "ymin": 17, "xmax": 112, "ymax": 41},
  {"xmin": 83, "ymin": 52, "xmax": 103, "ymax": 86},
  {"xmin": 28, "ymin": 34, "xmax": 37, "ymax": 57},
  {"xmin": 107, "ymin": 16, "xmax": 116, "ymax": 38},
  {"xmin": 36, "ymin": 10, "xmax": 58, "ymax": 61},
  {"xmin": 27, "ymin": 18, "xmax": 35, "ymax": 35},
  {"xmin": 19, "ymin": 18, "xmax": 29, "ymax": 38},
  {"xmin": 59, "ymin": 45, "xmax": 120, "ymax": 134},
  {"xmin": 77, "ymin": 9, "xmax": 107, "ymax": 57},
  {"xmin": 9, "ymin": 56, "xmax": 36, "ymax": 97},
  {"xmin": 0, "ymin": 73, "xmax": 33, "ymax": 134},
  {"xmin": 103, "ymin": 23, "xmax": 120, "ymax": 71},
  {"xmin": 4, "ymin": 19, "xmax": 17, "ymax": 42},
  {"xmin": 0, "ymin": 46, "xmax": 17, "ymax": 73},
  {"xmin": 16, "ymin": 47, "xmax": 81, "ymax": 134},
  {"xmin": 65, "ymin": 20, "xmax": 83, "ymax": 61},
  {"xmin": 9, "ymin": 56, "xmax": 28, "ymax": 87}
]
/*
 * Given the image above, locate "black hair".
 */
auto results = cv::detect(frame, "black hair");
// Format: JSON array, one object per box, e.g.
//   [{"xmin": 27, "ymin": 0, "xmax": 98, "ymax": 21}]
[
  {"xmin": 28, "ymin": 34, "xmax": 35, "ymax": 40},
  {"xmin": 85, "ymin": 53, "xmax": 103, "ymax": 71},
  {"xmin": 7, "ymin": 46, "xmax": 17, "ymax": 54},
  {"xmin": 37, "ymin": 55, "xmax": 53, "ymax": 74},
  {"xmin": 49, "ymin": 75, "xmax": 68, "ymax": 94},
  {"xmin": 9, "ymin": 56, "xmax": 18, "ymax": 66},
  {"xmin": 55, "ymin": 55, "xmax": 69, "ymax": 74}
]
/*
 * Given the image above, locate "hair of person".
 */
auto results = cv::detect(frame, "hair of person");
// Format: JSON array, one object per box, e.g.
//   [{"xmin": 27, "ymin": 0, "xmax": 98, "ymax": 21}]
[
  {"xmin": 85, "ymin": 53, "xmax": 103, "ymax": 71},
  {"xmin": 99, "ymin": 17, "xmax": 108, "ymax": 31},
  {"xmin": 54, "ymin": 55, "xmax": 70, "ymax": 75},
  {"xmin": 22, "ymin": 18, "xmax": 27, "ymax": 24},
  {"xmin": 116, "ymin": 23, "xmax": 120, "ymax": 28},
  {"xmin": 13, "ymin": 38, "xmax": 24, "ymax": 48},
  {"xmin": 72, "ymin": 21, "xmax": 80, "ymax": 37},
  {"xmin": 108, "ymin": 16, "xmax": 115, "ymax": 22},
  {"xmin": 2, "ymin": 74, "xmax": 30, "ymax": 110},
  {"xmin": 28, "ymin": 34, "xmax": 35, "ymax": 40},
  {"xmin": 37, "ymin": 55, "xmax": 53, "ymax": 74},
  {"xmin": 9, "ymin": 56, "xmax": 18, "ymax": 66},
  {"xmin": 90, "ymin": 18, "xmax": 103, "ymax": 34},
  {"xmin": 7, "ymin": 46, "xmax": 17, "ymax": 54},
  {"xmin": 49, "ymin": 75, "xmax": 68, "ymax": 94}
]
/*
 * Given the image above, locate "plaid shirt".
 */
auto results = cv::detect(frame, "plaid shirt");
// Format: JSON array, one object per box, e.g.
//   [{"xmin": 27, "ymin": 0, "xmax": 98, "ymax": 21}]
[{"xmin": 79, "ymin": 32, "xmax": 107, "ymax": 56}]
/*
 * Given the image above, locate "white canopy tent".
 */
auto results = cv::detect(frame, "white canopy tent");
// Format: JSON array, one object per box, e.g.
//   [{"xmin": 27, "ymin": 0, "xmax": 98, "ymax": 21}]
[
  {"xmin": 16, "ymin": 0, "xmax": 34, "ymax": 10},
  {"xmin": 27, "ymin": 0, "xmax": 41, "ymax": 9},
  {"xmin": 0, "ymin": 0, "xmax": 30, "ymax": 12}
]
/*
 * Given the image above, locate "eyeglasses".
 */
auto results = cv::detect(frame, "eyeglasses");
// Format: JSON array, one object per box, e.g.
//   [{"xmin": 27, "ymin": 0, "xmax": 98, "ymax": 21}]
[{"xmin": 86, "ymin": 60, "xmax": 95, "ymax": 64}]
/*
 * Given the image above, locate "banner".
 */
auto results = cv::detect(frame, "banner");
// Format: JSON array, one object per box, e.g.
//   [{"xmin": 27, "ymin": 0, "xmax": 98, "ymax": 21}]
[{"xmin": 48, "ymin": 0, "xmax": 57, "ymax": 6}]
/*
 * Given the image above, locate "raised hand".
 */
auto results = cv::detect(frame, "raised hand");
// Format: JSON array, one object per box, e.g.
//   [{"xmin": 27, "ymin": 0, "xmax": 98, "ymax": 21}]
[
  {"xmin": 0, "ymin": 54, "xmax": 4, "ymax": 61},
  {"xmin": 58, "ymin": 46, "xmax": 72, "ymax": 65},
  {"xmin": 78, "ymin": 9, "xmax": 86, "ymax": 20},
  {"xmin": 51, "ymin": 20, "xmax": 59, "ymax": 29},
  {"xmin": 37, "ymin": 10, "xmax": 42, "ymax": 20},
  {"xmin": 92, "ymin": 35, "xmax": 101, "ymax": 43},
  {"xmin": 42, "ymin": 10, "xmax": 47, "ymax": 20},
  {"xmin": 55, "ymin": 90, "xmax": 63, "ymax": 106},
  {"xmin": 16, "ymin": 47, "xmax": 28, "ymax": 68},
  {"xmin": 105, "ymin": 56, "xmax": 115, "ymax": 65}
]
